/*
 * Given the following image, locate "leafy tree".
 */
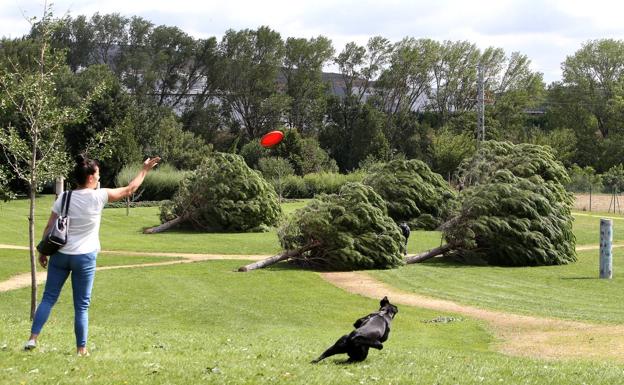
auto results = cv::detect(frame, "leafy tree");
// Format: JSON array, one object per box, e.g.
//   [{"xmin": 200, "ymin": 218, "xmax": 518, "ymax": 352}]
[
  {"xmin": 0, "ymin": 8, "xmax": 103, "ymax": 318},
  {"xmin": 428, "ymin": 40, "xmax": 481, "ymax": 123},
  {"xmin": 155, "ymin": 152, "xmax": 282, "ymax": 232},
  {"xmin": 334, "ymin": 36, "xmax": 392, "ymax": 103},
  {"xmin": 560, "ymin": 39, "xmax": 624, "ymax": 139},
  {"xmin": 530, "ymin": 128, "xmax": 577, "ymax": 167},
  {"xmin": 602, "ymin": 164, "xmax": 624, "ymax": 193},
  {"xmin": 150, "ymin": 113, "xmax": 212, "ymax": 170},
  {"xmin": 239, "ymin": 139, "xmax": 269, "ymax": 170},
  {"xmin": 89, "ymin": 13, "xmax": 128, "ymax": 67},
  {"xmin": 277, "ymin": 182, "xmax": 405, "ymax": 270},
  {"xmin": 0, "ymin": 166, "xmax": 14, "ymax": 201},
  {"xmin": 31, "ymin": 14, "xmax": 94, "ymax": 72},
  {"xmin": 431, "ymin": 127, "xmax": 476, "ymax": 179},
  {"xmin": 258, "ymin": 156, "xmax": 295, "ymax": 201},
  {"xmin": 320, "ymin": 97, "xmax": 390, "ymax": 172},
  {"xmin": 381, "ymin": 111, "xmax": 433, "ymax": 161},
  {"xmin": 218, "ymin": 26, "xmax": 289, "ymax": 138},
  {"xmin": 374, "ymin": 38, "xmax": 436, "ymax": 115},
  {"xmin": 56, "ymin": 64, "xmax": 139, "ymax": 185},
  {"xmin": 566, "ymin": 164, "xmax": 602, "ymax": 193},
  {"xmin": 283, "ymin": 36, "xmax": 334, "ymax": 133},
  {"xmin": 298, "ymin": 138, "xmax": 338, "ymax": 174},
  {"xmin": 364, "ymin": 159, "xmax": 458, "ymax": 229}
]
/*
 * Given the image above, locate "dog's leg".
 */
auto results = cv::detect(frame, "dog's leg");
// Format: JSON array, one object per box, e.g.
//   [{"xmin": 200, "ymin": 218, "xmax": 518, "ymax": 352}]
[
  {"xmin": 311, "ymin": 335, "xmax": 350, "ymax": 363},
  {"xmin": 347, "ymin": 346, "xmax": 369, "ymax": 362},
  {"xmin": 352, "ymin": 336, "xmax": 384, "ymax": 350}
]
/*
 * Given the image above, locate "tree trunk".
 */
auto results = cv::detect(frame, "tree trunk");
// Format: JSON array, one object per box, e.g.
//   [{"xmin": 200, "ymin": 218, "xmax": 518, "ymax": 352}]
[
  {"xmin": 143, "ymin": 215, "xmax": 188, "ymax": 234},
  {"xmin": 29, "ymin": 186, "xmax": 37, "ymax": 320},
  {"xmin": 238, "ymin": 241, "xmax": 322, "ymax": 272},
  {"xmin": 405, "ymin": 244, "xmax": 452, "ymax": 264}
]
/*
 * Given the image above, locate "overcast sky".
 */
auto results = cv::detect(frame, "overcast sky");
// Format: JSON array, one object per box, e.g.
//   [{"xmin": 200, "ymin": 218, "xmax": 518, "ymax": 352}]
[{"xmin": 2, "ymin": 0, "xmax": 624, "ymax": 84}]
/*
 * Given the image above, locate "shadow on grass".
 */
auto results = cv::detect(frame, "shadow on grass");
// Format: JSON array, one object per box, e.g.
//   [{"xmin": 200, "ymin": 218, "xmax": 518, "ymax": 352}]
[
  {"xmin": 560, "ymin": 276, "xmax": 601, "ymax": 280},
  {"xmin": 413, "ymin": 257, "xmax": 487, "ymax": 269}
]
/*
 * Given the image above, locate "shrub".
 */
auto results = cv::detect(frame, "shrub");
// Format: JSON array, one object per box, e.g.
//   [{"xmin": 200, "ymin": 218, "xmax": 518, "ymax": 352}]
[
  {"xmin": 565, "ymin": 164, "xmax": 602, "ymax": 193},
  {"xmin": 115, "ymin": 163, "xmax": 187, "ymax": 201}
]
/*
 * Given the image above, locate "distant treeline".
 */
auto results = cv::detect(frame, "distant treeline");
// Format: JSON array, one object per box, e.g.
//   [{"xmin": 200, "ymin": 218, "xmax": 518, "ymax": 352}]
[{"xmin": 2, "ymin": 12, "xmax": 624, "ymax": 192}]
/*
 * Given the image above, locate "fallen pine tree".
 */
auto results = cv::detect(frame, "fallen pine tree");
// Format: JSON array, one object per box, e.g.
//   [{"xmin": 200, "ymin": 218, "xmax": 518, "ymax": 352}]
[
  {"xmin": 144, "ymin": 152, "xmax": 282, "ymax": 233},
  {"xmin": 238, "ymin": 183, "xmax": 406, "ymax": 272},
  {"xmin": 363, "ymin": 158, "xmax": 458, "ymax": 230},
  {"xmin": 405, "ymin": 141, "xmax": 576, "ymax": 266}
]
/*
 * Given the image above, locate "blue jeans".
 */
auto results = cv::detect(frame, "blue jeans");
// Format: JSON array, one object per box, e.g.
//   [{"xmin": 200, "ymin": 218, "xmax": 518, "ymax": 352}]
[{"xmin": 31, "ymin": 251, "xmax": 97, "ymax": 348}]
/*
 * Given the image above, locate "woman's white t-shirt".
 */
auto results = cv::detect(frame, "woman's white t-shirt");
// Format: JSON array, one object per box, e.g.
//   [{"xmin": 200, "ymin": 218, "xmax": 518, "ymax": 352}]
[{"xmin": 52, "ymin": 188, "xmax": 109, "ymax": 255}]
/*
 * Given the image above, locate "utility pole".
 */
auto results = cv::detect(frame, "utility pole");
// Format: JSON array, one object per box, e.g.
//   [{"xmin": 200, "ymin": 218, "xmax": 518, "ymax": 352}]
[{"xmin": 476, "ymin": 63, "xmax": 485, "ymax": 142}]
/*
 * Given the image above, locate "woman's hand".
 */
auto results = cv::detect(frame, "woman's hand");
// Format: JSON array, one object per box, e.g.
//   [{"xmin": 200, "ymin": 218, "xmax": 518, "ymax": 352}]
[
  {"xmin": 142, "ymin": 157, "xmax": 161, "ymax": 172},
  {"xmin": 38, "ymin": 253, "xmax": 48, "ymax": 269}
]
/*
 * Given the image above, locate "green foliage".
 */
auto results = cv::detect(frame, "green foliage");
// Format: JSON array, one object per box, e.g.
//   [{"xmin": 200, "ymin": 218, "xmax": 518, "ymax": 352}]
[
  {"xmin": 560, "ymin": 39, "xmax": 624, "ymax": 140},
  {"xmin": 299, "ymin": 138, "xmax": 339, "ymax": 174},
  {"xmin": 447, "ymin": 141, "xmax": 576, "ymax": 266},
  {"xmin": 530, "ymin": 128, "xmax": 577, "ymax": 167},
  {"xmin": 320, "ymin": 98, "xmax": 390, "ymax": 172},
  {"xmin": 602, "ymin": 164, "xmax": 624, "ymax": 192},
  {"xmin": 241, "ymin": 129, "xmax": 337, "ymax": 176},
  {"xmin": 116, "ymin": 163, "xmax": 187, "ymax": 201},
  {"xmin": 278, "ymin": 183, "xmax": 405, "ymax": 270},
  {"xmin": 283, "ymin": 36, "xmax": 334, "ymax": 133},
  {"xmin": 150, "ymin": 113, "xmax": 213, "ymax": 170},
  {"xmin": 258, "ymin": 157, "xmax": 295, "ymax": 200},
  {"xmin": 0, "ymin": 166, "xmax": 15, "ymax": 201},
  {"xmin": 219, "ymin": 26, "xmax": 288, "ymax": 138},
  {"xmin": 279, "ymin": 171, "xmax": 366, "ymax": 199},
  {"xmin": 0, "ymin": 9, "xmax": 107, "ymax": 197},
  {"xmin": 55, "ymin": 64, "xmax": 140, "ymax": 186},
  {"xmin": 565, "ymin": 164, "xmax": 602, "ymax": 192},
  {"xmin": 240, "ymin": 140, "xmax": 269, "ymax": 170},
  {"xmin": 456, "ymin": 141, "xmax": 570, "ymax": 188},
  {"xmin": 163, "ymin": 152, "xmax": 282, "ymax": 232},
  {"xmin": 431, "ymin": 128, "xmax": 476, "ymax": 179},
  {"xmin": 281, "ymin": 174, "xmax": 309, "ymax": 198},
  {"xmin": 364, "ymin": 159, "xmax": 458, "ymax": 230}
]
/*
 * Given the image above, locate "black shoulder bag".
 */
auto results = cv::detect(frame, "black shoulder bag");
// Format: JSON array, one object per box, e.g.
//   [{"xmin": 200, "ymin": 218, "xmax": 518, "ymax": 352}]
[{"xmin": 37, "ymin": 191, "xmax": 72, "ymax": 256}]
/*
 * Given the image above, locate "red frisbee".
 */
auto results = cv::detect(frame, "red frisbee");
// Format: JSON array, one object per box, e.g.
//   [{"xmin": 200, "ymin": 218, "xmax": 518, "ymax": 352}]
[{"xmin": 260, "ymin": 130, "xmax": 284, "ymax": 148}]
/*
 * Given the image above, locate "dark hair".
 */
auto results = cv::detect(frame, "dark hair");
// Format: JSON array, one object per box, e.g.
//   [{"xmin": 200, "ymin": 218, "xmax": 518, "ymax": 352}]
[{"xmin": 73, "ymin": 154, "xmax": 99, "ymax": 186}]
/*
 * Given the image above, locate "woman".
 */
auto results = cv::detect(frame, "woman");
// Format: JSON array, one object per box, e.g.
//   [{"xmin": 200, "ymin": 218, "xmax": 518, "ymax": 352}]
[{"xmin": 24, "ymin": 154, "xmax": 160, "ymax": 356}]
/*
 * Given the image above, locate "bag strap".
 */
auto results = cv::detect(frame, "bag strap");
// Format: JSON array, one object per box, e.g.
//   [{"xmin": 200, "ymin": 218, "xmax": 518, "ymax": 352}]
[{"xmin": 61, "ymin": 190, "xmax": 73, "ymax": 217}]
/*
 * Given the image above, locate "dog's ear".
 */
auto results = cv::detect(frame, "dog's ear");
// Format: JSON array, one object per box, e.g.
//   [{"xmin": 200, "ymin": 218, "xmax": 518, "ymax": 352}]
[{"xmin": 380, "ymin": 296, "xmax": 389, "ymax": 307}]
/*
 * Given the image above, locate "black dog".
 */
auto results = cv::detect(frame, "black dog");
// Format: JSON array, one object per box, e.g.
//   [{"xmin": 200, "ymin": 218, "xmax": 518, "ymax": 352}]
[{"xmin": 311, "ymin": 296, "xmax": 398, "ymax": 363}]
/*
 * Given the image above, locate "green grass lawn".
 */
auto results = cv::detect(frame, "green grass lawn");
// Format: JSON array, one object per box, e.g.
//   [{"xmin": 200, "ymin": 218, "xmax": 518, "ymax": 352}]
[
  {"xmin": 2, "ymin": 260, "xmax": 624, "ymax": 385},
  {"xmin": 571, "ymin": 210, "xmax": 624, "ymax": 245},
  {"xmin": 371, "ymin": 248, "xmax": 624, "ymax": 324},
  {"xmin": 0, "ymin": 195, "xmax": 438, "ymax": 255},
  {"xmin": 3, "ymin": 196, "xmax": 624, "ymax": 383},
  {"xmin": 0, "ymin": 248, "xmax": 181, "ymax": 282}
]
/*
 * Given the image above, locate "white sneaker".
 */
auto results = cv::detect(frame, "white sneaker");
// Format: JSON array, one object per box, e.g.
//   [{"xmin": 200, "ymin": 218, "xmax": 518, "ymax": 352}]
[{"xmin": 24, "ymin": 340, "xmax": 36, "ymax": 351}]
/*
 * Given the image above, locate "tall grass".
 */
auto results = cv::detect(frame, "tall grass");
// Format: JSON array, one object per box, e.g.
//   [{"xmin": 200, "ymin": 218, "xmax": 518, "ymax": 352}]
[
  {"xmin": 282, "ymin": 171, "xmax": 366, "ymax": 198},
  {"xmin": 115, "ymin": 163, "xmax": 188, "ymax": 201}
]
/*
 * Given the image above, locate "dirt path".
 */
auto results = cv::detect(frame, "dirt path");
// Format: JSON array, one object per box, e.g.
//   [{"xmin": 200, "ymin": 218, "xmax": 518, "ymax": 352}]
[
  {"xmin": 320, "ymin": 272, "xmax": 624, "ymax": 362},
  {"xmin": 2, "ymin": 243, "xmax": 624, "ymax": 362},
  {"xmin": 0, "ymin": 245, "xmax": 267, "ymax": 292}
]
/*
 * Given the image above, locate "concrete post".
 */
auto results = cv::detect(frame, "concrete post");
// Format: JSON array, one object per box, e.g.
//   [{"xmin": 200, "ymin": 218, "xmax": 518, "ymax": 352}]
[{"xmin": 600, "ymin": 219, "xmax": 613, "ymax": 279}]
